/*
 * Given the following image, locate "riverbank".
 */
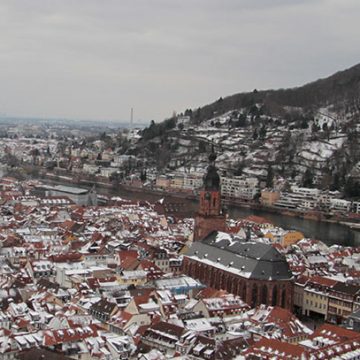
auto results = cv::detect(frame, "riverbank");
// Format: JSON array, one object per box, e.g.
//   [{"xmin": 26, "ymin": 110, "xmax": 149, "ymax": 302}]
[
  {"xmin": 4, "ymin": 169, "xmax": 359, "ymax": 246},
  {"xmin": 35, "ymin": 173, "xmax": 359, "ymax": 246},
  {"xmin": 41, "ymin": 172, "xmax": 360, "ymax": 231}
]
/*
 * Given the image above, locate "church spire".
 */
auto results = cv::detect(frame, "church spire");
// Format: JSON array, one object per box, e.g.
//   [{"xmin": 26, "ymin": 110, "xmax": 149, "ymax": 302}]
[
  {"xmin": 203, "ymin": 143, "xmax": 220, "ymax": 191},
  {"xmin": 193, "ymin": 144, "xmax": 226, "ymax": 241},
  {"xmin": 209, "ymin": 143, "xmax": 217, "ymax": 164}
]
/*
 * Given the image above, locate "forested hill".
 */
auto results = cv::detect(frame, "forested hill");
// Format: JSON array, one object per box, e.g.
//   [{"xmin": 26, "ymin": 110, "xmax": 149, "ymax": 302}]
[
  {"xmin": 134, "ymin": 63, "xmax": 360, "ymax": 198},
  {"xmin": 184, "ymin": 62, "xmax": 360, "ymax": 124}
]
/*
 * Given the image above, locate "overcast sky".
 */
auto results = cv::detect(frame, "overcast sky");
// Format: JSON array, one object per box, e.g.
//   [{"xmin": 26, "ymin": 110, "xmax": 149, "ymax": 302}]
[{"xmin": 0, "ymin": 0, "xmax": 359, "ymax": 123}]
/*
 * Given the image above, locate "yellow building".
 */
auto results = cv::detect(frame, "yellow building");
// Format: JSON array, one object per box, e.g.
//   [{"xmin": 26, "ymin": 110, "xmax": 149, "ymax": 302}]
[
  {"xmin": 155, "ymin": 175, "xmax": 170, "ymax": 189},
  {"xmin": 303, "ymin": 287, "xmax": 330, "ymax": 318},
  {"xmin": 261, "ymin": 190, "xmax": 280, "ymax": 206},
  {"xmin": 170, "ymin": 175, "xmax": 184, "ymax": 189},
  {"xmin": 264, "ymin": 230, "xmax": 304, "ymax": 247},
  {"xmin": 264, "ymin": 232, "xmax": 278, "ymax": 243},
  {"xmin": 282, "ymin": 231, "xmax": 304, "ymax": 247},
  {"xmin": 302, "ymin": 276, "xmax": 337, "ymax": 319},
  {"xmin": 118, "ymin": 270, "xmax": 147, "ymax": 287}
]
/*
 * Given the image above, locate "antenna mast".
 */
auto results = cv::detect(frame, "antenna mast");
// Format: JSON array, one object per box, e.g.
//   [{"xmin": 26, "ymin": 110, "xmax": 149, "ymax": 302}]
[{"xmin": 130, "ymin": 107, "xmax": 133, "ymax": 129}]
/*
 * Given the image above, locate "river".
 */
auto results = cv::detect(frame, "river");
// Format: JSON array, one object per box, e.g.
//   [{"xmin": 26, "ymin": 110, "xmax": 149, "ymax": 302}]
[
  {"xmin": 112, "ymin": 186, "xmax": 360, "ymax": 247},
  {"xmin": 228, "ymin": 205, "xmax": 360, "ymax": 247}
]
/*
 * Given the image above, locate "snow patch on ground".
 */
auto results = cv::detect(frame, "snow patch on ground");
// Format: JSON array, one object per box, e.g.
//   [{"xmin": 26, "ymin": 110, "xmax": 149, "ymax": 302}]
[{"xmin": 298, "ymin": 138, "xmax": 345, "ymax": 162}]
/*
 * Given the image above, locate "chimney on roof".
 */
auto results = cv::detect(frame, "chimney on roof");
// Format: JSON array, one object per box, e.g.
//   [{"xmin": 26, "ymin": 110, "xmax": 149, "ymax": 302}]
[{"xmin": 246, "ymin": 226, "xmax": 251, "ymax": 242}]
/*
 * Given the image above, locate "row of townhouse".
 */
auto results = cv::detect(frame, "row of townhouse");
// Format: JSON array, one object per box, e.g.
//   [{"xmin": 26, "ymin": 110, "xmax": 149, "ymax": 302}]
[
  {"xmin": 82, "ymin": 155, "xmax": 140, "ymax": 177},
  {"xmin": 155, "ymin": 172, "xmax": 204, "ymax": 191},
  {"xmin": 155, "ymin": 173, "xmax": 260, "ymax": 200},
  {"xmin": 262, "ymin": 185, "xmax": 360, "ymax": 214},
  {"xmin": 294, "ymin": 275, "xmax": 360, "ymax": 324},
  {"xmin": 220, "ymin": 176, "xmax": 259, "ymax": 200}
]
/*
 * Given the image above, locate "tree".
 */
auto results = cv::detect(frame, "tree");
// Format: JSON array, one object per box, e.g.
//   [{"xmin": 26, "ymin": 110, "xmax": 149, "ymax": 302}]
[
  {"xmin": 184, "ymin": 109, "xmax": 193, "ymax": 117},
  {"xmin": 194, "ymin": 108, "xmax": 202, "ymax": 124},
  {"xmin": 312, "ymin": 123, "xmax": 320, "ymax": 133},
  {"xmin": 266, "ymin": 165, "xmax": 274, "ymax": 188},
  {"xmin": 300, "ymin": 117, "xmax": 308, "ymax": 129},
  {"xmin": 249, "ymin": 105, "xmax": 258, "ymax": 118},
  {"xmin": 140, "ymin": 170, "xmax": 147, "ymax": 182},
  {"xmin": 344, "ymin": 177, "xmax": 360, "ymax": 198},
  {"xmin": 302, "ymin": 168, "xmax": 314, "ymax": 188},
  {"xmin": 234, "ymin": 161, "xmax": 246, "ymax": 176},
  {"xmin": 252, "ymin": 128, "xmax": 258, "ymax": 140},
  {"xmin": 259, "ymin": 125, "xmax": 267, "ymax": 140},
  {"xmin": 330, "ymin": 172, "xmax": 340, "ymax": 191},
  {"xmin": 236, "ymin": 113, "xmax": 247, "ymax": 127},
  {"xmin": 198, "ymin": 141, "xmax": 207, "ymax": 153}
]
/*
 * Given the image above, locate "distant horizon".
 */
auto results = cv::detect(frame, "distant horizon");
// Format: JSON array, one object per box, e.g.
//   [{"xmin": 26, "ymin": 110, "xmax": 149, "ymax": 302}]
[
  {"xmin": 0, "ymin": 114, "xmax": 149, "ymax": 127},
  {"xmin": 1, "ymin": 60, "xmax": 359, "ymax": 127}
]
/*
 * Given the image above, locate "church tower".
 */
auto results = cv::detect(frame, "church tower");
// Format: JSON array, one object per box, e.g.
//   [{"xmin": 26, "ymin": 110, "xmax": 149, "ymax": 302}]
[{"xmin": 193, "ymin": 147, "xmax": 226, "ymax": 241}]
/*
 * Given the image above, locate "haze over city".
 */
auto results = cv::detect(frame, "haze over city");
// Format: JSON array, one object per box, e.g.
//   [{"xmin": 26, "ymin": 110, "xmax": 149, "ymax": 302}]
[{"xmin": 0, "ymin": 0, "xmax": 360, "ymax": 122}]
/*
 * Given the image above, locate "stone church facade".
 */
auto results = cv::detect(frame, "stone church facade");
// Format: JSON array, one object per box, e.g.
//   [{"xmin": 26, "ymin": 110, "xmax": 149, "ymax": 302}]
[{"xmin": 187, "ymin": 148, "xmax": 294, "ymax": 310}]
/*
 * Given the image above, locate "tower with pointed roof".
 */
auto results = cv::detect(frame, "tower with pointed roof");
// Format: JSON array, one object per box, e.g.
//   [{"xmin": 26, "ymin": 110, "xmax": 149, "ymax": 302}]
[{"xmin": 193, "ymin": 146, "xmax": 226, "ymax": 241}]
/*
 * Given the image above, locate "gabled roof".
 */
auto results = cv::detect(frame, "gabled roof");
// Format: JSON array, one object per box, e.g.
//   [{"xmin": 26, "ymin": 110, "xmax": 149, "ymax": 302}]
[
  {"xmin": 308, "ymin": 275, "xmax": 338, "ymax": 288},
  {"xmin": 243, "ymin": 337, "xmax": 304, "ymax": 359},
  {"xmin": 18, "ymin": 348, "xmax": 73, "ymax": 360},
  {"xmin": 43, "ymin": 325, "xmax": 98, "ymax": 346},
  {"xmin": 331, "ymin": 282, "xmax": 360, "ymax": 296},
  {"xmin": 309, "ymin": 323, "xmax": 360, "ymax": 342},
  {"xmin": 251, "ymin": 305, "xmax": 312, "ymax": 339},
  {"xmin": 147, "ymin": 321, "xmax": 184, "ymax": 339},
  {"xmin": 186, "ymin": 231, "xmax": 292, "ymax": 280},
  {"xmin": 90, "ymin": 298, "xmax": 118, "ymax": 315},
  {"xmin": 196, "ymin": 287, "xmax": 228, "ymax": 299}
]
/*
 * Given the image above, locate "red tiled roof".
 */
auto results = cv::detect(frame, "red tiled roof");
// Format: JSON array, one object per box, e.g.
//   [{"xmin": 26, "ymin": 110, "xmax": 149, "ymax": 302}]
[
  {"xmin": 196, "ymin": 288, "xmax": 228, "ymax": 299},
  {"xmin": 243, "ymin": 337, "xmax": 304, "ymax": 359},
  {"xmin": 137, "ymin": 259, "xmax": 162, "ymax": 272},
  {"xmin": 309, "ymin": 323, "xmax": 360, "ymax": 342},
  {"xmin": 296, "ymin": 275, "xmax": 309, "ymax": 285},
  {"xmin": 309, "ymin": 275, "xmax": 338, "ymax": 288},
  {"xmin": 134, "ymin": 291, "xmax": 153, "ymax": 306},
  {"xmin": 252, "ymin": 306, "xmax": 311, "ymax": 340},
  {"xmin": 244, "ymin": 215, "xmax": 273, "ymax": 225},
  {"xmin": 49, "ymin": 253, "xmax": 83, "ymax": 263},
  {"xmin": 43, "ymin": 325, "xmax": 99, "ymax": 346},
  {"xmin": 272, "ymin": 243, "xmax": 284, "ymax": 251}
]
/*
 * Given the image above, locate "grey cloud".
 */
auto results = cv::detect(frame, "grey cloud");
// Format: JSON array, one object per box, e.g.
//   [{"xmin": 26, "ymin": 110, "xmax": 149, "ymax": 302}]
[{"xmin": 0, "ymin": 0, "xmax": 359, "ymax": 122}]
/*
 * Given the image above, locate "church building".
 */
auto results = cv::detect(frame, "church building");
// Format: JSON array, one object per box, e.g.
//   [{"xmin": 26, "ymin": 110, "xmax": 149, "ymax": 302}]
[
  {"xmin": 183, "ymin": 231, "xmax": 294, "ymax": 309},
  {"xmin": 186, "ymin": 147, "xmax": 294, "ymax": 310}
]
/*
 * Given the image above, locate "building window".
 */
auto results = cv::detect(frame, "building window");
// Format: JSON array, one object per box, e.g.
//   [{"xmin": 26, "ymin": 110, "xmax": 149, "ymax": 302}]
[
  {"xmin": 252, "ymin": 284, "xmax": 258, "ymax": 308},
  {"xmin": 272, "ymin": 286, "xmax": 278, "ymax": 306},
  {"xmin": 261, "ymin": 285, "xmax": 268, "ymax": 305}
]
